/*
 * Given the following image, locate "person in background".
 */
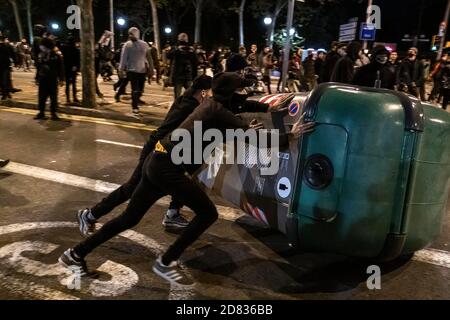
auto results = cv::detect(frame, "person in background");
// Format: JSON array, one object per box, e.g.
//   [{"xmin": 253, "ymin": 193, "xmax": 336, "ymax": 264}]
[
  {"xmin": 428, "ymin": 53, "xmax": 448, "ymax": 103},
  {"xmin": 246, "ymin": 44, "xmax": 259, "ymax": 69},
  {"xmin": 261, "ymin": 47, "xmax": 274, "ymax": 94},
  {"xmin": 167, "ymin": 33, "xmax": 197, "ymax": 99},
  {"xmin": 398, "ymin": 47, "xmax": 425, "ymax": 99},
  {"xmin": 60, "ymin": 36, "xmax": 80, "ymax": 105},
  {"xmin": 387, "ymin": 51, "xmax": 400, "ymax": 89},
  {"xmin": 322, "ymin": 41, "xmax": 343, "ymax": 83},
  {"xmin": 149, "ymin": 42, "xmax": 161, "ymax": 85},
  {"xmin": 437, "ymin": 58, "xmax": 450, "ymax": 110},
  {"xmin": 355, "ymin": 49, "xmax": 370, "ymax": 68},
  {"xmin": 195, "ymin": 43, "xmax": 209, "ymax": 76},
  {"xmin": 17, "ymin": 38, "xmax": 32, "ymax": 72},
  {"xmin": 119, "ymin": 27, "xmax": 154, "ymax": 114},
  {"xmin": 353, "ymin": 45, "xmax": 396, "ymax": 89},
  {"xmin": 331, "ymin": 41, "xmax": 361, "ymax": 84},
  {"xmin": 34, "ymin": 38, "xmax": 64, "ymax": 121},
  {"xmin": 315, "ymin": 49, "xmax": 326, "ymax": 84},
  {"xmin": 303, "ymin": 49, "xmax": 317, "ymax": 90},
  {"xmin": 0, "ymin": 36, "xmax": 15, "ymax": 100},
  {"xmin": 238, "ymin": 46, "xmax": 247, "ymax": 58}
]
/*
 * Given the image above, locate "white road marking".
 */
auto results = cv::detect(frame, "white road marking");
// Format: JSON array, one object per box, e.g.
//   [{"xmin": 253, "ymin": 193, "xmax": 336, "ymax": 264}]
[
  {"xmin": 96, "ymin": 139, "xmax": 143, "ymax": 149},
  {"xmin": 413, "ymin": 248, "xmax": 450, "ymax": 269},
  {"xmin": 0, "ymin": 107, "xmax": 157, "ymax": 132},
  {"xmin": 0, "ymin": 222, "xmax": 195, "ymax": 300},
  {"xmin": 2, "ymin": 161, "xmax": 246, "ymax": 222}
]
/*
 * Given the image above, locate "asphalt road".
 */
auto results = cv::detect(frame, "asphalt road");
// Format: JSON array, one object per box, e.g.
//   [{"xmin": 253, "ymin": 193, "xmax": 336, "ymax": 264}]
[{"xmin": 0, "ymin": 107, "xmax": 449, "ymax": 300}]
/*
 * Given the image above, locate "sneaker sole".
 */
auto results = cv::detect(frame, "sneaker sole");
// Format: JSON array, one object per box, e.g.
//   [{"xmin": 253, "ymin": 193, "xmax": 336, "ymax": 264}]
[{"xmin": 162, "ymin": 222, "xmax": 188, "ymax": 229}]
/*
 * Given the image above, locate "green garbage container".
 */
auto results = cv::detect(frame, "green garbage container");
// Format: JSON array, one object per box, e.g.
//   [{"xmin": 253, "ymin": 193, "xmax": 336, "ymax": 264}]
[{"xmin": 195, "ymin": 83, "xmax": 450, "ymax": 261}]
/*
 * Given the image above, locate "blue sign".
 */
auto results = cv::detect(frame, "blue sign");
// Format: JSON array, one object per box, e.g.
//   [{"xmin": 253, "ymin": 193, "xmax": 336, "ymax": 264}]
[{"xmin": 360, "ymin": 23, "xmax": 376, "ymax": 41}]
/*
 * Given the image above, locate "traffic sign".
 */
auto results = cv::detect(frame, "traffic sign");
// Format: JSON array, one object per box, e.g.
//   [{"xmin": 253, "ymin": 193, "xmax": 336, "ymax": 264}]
[
  {"xmin": 339, "ymin": 22, "xmax": 357, "ymax": 42},
  {"xmin": 360, "ymin": 23, "xmax": 376, "ymax": 41}
]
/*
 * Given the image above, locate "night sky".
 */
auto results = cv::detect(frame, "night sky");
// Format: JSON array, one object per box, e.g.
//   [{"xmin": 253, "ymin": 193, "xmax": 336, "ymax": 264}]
[{"xmin": 0, "ymin": 0, "xmax": 447, "ymax": 54}]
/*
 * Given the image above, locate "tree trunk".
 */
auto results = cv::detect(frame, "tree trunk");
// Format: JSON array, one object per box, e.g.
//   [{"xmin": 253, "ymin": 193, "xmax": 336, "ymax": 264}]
[
  {"xmin": 25, "ymin": 0, "xmax": 33, "ymax": 43},
  {"xmin": 238, "ymin": 0, "xmax": 246, "ymax": 46},
  {"xmin": 268, "ymin": 15, "xmax": 277, "ymax": 48},
  {"xmin": 268, "ymin": 1, "xmax": 287, "ymax": 48},
  {"xmin": 9, "ymin": 0, "xmax": 24, "ymax": 40},
  {"xmin": 77, "ymin": 0, "xmax": 97, "ymax": 108},
  {"xmin": 193, "ymin": 0, "xmax": 204, "ymax": 43},
  {"xmin": 149, "ymin": 0, "xmax": 161, "ymax": 54}
]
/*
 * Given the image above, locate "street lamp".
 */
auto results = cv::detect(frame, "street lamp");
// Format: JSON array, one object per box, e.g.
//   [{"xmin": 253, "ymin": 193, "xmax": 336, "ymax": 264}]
[
  {"xmin": 117, "ymin": 18, "xmax": 126, "ymax": 26},
  {"xmin": 51, "ymin": 23, "xmax": 60, "ymax": 31},
  {"xmin": 264, "ymin": 17, "xmax": 272, "ymax": 26},
  {"xmin": 117, "ymin": 18, "xmax": 126, "ymax": 41},
  {"xmin": 164, "ymin": 27, "xmax": 172, "ymax": 35}
]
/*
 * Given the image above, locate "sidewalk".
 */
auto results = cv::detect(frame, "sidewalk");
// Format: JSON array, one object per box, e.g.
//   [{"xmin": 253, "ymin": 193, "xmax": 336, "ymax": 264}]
[{"xmin": 0, "ymin": 70, "xmax": 175, "ymax": 126}]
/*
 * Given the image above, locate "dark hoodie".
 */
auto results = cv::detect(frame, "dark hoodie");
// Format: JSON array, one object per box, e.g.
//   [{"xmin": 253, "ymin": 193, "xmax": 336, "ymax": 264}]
[
  {"xmin": 353, "ymin": 45, "xmax": 396, "ymax": 89},
  {"xmin": 331, "ymin": 41, "xmax": 361, "ymax": 84},
  {"xmin": 167, "ymin": 41, "xmax": 198, "ymax": 83}
]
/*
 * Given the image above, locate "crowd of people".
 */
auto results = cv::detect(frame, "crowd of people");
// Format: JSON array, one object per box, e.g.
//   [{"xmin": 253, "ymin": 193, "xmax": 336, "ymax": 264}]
[{"xmin": 1, "ymin": 26, "xmax": 450, "ymax": 121}]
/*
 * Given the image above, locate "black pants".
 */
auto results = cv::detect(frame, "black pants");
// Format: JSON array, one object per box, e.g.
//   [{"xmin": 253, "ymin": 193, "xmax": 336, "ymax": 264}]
[
  {"xmin": 174, "ymin": 81, "xmax": 192, "ymax": 100},
  {"xmin": 263, "ymin": 75, "xmax": 272, "ymax": 94},
  {"xmin": 38, "ymin": 78, "xmax": 58, "ymax": 115},
  {"xmin": 0, "ymin": 68, "xmax": 10, "ymax": 98},
  {"xmin": 115, "ymin": 77, "xmax": 129, "ymax": 96},
  {"xmin": 91, "ymin": 136, "xmax": 182, "ymax": 219},
  {"xmin": 74, "ymin": 152, "xmax": 218, "ymax": 264},
  {"xmin": 442, "ymin": 88, "xmax": 450, "ymax": 110},
  {"xmin": 65, "ymin": 71, "xmax": 77, "ymax": 101},
  {"xmin": 128, "ymin": 72, "xmax": 146, "ymax": 109}
]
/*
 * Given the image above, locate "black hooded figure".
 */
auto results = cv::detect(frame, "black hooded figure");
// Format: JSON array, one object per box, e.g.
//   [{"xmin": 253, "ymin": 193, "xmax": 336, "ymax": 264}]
[
  {"xmin": 167, "ymin": 33, "xmax": 198, "ymax": 99},
  {"xmin": 331, "ymin": 41, "xmax": 362, "ymax": 84},
  {"xmin": 60, "ymin": 36, "xmax": 80, "ymax": 104},
  {"xmin": 34, "ymin": 38, "xmax": 64, "ymax": 120},
  {"xmin": 353, "ymin": 45, "xmax": 396, "ymax": 90}
]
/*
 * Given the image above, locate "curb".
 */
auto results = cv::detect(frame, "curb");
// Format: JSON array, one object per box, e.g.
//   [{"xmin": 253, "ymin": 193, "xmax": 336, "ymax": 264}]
[{"xmin": 0, "ymin": 100, "xmax": 166, "ymax": 127}]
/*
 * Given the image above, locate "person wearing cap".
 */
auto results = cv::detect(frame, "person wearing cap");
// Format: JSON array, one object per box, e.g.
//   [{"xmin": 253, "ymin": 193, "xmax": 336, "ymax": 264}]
[
  {"xmin": 60, "ymin": 71, "xmax": 315, "ymax": 286},
  {"xmin": 34, "ymin": 37, "xmax": 64, "ymax": 120},
  {"xmin": 76, "ymin": 75, "xmax": 214, "ymax": 236},
  {"xmin": 398, "ymin": 47, "xmax": 425, "ymax": 99},
  {"xmin": 353, "ymin": 45, "xmax": 396, "ymax": 90},
  {"xmin": 119, "ymin": 27, "xmax": 154, "ymax": 114},
  {"xmin": 167, "ymin": 33, "xmax": 198, "ymax": 99}
]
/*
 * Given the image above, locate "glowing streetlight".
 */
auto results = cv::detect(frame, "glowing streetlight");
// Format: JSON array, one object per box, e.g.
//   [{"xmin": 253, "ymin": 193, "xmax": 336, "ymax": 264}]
[
  {"xmin": 117, "ymin": 18, "xmax": 126, "ymax": 26},
  {"xmin": 264, "ymin": 17, "xmax": 272, "ymax": 25},
  {"xmin": 164, "ymin": 27, "xmax": 172, "ymax": 34},
  {"xmin": 51, "ymin": 23, "xmax": 60, "ymax": 31}
]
